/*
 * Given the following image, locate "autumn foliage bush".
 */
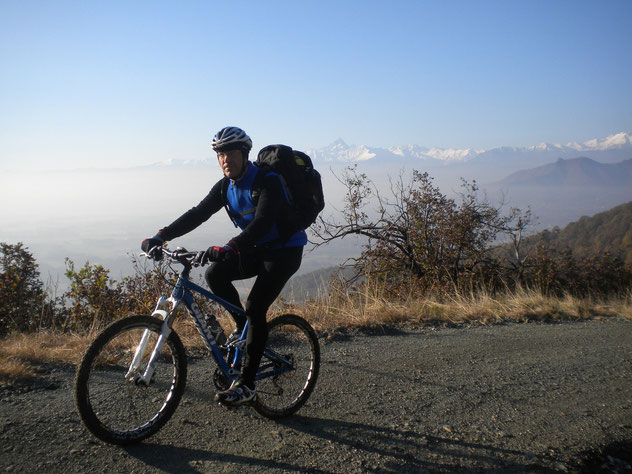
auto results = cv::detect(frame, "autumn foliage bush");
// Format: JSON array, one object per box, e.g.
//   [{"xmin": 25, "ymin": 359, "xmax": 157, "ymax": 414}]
[{"xmin": 0, "ymin": 243, "xmax": 220, "ymax": 335}]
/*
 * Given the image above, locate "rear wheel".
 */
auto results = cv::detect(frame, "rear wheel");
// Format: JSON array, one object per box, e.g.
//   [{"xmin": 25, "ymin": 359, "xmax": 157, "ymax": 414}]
[
  {"xmin": 254, "ymin": 314, "xmax": 320, "ymax": 419},
  {"xmin": 74, "ymin": 315, "xmax": 187, "ymax": 445}
]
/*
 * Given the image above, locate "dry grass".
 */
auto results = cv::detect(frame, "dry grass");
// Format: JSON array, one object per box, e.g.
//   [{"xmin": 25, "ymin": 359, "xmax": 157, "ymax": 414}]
[
  {"xmin": 1, "ymin": 287, "xmax": 630, "ymax": 384},
  {"xmin": 0, "ymin": 310, "xmax": 238, "ymax": 384},
  {"xmin": 0, "ymin": 331, "xmax": 91, "ymax": 384},
  {"xmin": 286, "ymin": 284, "xmax": 632, "ymax": 334}
]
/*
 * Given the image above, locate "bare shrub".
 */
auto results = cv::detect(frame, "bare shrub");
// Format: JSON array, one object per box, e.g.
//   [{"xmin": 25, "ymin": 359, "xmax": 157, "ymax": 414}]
[{"xmin": 314, "ymin": 167, "xmax": 534, "ymax": 296}]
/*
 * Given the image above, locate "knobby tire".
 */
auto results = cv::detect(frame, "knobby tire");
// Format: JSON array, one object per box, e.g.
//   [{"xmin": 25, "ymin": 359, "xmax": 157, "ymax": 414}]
[
  {"xmin": 74, "ymin": 315, "xmax": 187, "ymax": 445},
  {"xmin": 254, "ymin": 314, "xmax": 320, "ymax": 419}
]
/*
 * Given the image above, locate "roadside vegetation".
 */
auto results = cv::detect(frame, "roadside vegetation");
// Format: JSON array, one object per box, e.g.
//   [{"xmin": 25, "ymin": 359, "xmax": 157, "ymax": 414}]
[{"xmin": 2, "ymin": 168, "xmax": 631, "ymax": 383}]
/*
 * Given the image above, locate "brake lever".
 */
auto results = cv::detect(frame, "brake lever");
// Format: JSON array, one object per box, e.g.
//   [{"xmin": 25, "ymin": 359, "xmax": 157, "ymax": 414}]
[
  {"xmin": 191, "ymin": 251, "xmax": 205, "ymax": 267},
  {"xmin": 140, "ymin": 245, "xmax": 164, "ymax": 260}
]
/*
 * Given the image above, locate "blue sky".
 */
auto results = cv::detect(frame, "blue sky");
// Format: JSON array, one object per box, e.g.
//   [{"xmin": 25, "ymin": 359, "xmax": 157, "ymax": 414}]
[{"xmin": 1, "ymin": 0, "xmax": 631, "ymax": 169}]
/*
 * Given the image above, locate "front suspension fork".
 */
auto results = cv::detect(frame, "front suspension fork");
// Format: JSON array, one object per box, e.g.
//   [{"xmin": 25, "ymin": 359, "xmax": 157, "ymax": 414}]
[{"xmin": 125, "ymin": 296, "xmax": 177, "ymax": 385}]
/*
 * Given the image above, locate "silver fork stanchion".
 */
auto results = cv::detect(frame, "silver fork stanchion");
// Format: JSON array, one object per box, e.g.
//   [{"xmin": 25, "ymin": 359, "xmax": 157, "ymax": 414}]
[{"xmin": 126, "ymin": 295, "xmax": 177, "ymax": 385}]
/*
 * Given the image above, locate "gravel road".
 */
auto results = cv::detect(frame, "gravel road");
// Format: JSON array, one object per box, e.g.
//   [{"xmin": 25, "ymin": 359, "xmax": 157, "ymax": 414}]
[{"xmin": 1, "ymin": 319, "xmax": 631, "ymax": 473}]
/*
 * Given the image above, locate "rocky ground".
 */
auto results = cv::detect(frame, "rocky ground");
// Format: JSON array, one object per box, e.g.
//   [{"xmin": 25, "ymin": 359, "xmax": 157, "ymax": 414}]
[{"xmin": 1, "ymin": 319, "xmax": 631, "ymax": 473}]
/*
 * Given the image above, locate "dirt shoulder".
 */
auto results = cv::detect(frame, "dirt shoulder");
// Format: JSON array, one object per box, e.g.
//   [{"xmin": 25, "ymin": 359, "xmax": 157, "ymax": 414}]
[{"xmin": 1, "ymin": 319, "xmax": 631, "ymax": 473}]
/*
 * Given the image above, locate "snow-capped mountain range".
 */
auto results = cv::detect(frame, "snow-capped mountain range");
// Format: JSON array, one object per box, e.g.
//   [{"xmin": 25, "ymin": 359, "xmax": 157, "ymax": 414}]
[
  {"xmin": 308, "ymin": 138, "xmax": 483, "ymax": 163},
  {"xmin": 139, "ymin": 132, "xmax": 632, "ymax": 179},
  {"xmin": 306, "ymin": 132, "xmax": 632, "ymax": 165}
]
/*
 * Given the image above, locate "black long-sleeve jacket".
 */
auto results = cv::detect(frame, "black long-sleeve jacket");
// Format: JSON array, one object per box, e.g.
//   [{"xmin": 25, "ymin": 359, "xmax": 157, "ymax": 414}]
[{"xmin": 159, "ymin": 163, "xmax": 306, "ymax": 249}]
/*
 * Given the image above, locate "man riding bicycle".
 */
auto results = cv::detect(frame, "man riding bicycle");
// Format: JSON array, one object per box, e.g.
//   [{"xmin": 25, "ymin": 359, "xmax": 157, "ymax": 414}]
[{"xmin": 141, "ymin": 126, "xmax": 306, "ymax": 407}]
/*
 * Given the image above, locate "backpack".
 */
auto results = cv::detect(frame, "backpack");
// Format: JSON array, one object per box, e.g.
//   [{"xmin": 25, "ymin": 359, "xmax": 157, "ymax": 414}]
[
  {"xmin": 222, "ymin": 145, "xmax": 325, "ymax": 241},
  {"xmin": 255, "ymin": 144, "xmax": 325, "ymax": 238}
]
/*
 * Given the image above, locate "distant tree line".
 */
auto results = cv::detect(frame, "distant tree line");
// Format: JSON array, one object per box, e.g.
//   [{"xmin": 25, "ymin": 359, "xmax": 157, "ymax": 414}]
[
  {"xmin": 313, "ymin": 166, "xmax": 632, "ymax": 298},
  {"xmin": 520, "ymin": 201, "xmax": 632, "ymax": 266}
]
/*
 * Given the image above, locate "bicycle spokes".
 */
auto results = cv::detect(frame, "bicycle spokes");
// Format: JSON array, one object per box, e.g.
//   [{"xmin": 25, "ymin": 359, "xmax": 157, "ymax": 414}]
[
  {"xmin": 74, "ymin": 316, "xmax": 187, "ymax": 444},
  {"xmin": 253, "ymin": 314, "xmax": 320, "ymax": 419}
]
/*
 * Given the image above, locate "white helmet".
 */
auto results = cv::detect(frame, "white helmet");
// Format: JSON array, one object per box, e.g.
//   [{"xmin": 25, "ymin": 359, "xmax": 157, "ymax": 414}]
[{"xmin": 212, "ymin": 126, "xmax": 253, "ymax": 153}]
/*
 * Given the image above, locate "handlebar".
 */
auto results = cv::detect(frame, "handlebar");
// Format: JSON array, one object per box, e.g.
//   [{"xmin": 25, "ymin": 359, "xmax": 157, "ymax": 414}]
[
  {"xmin": 163, "ymin": 247, "xmax": 198, "ymax": 261},
  {"xmin": 141, "ymin": 246, "xmax": 201, "ymax": 267}
]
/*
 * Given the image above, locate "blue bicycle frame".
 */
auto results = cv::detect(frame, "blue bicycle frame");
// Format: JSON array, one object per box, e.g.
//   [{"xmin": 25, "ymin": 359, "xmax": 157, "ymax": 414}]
[{"xmin": 142, "ymin": 251, "xmax": 294, "ymax": 386}]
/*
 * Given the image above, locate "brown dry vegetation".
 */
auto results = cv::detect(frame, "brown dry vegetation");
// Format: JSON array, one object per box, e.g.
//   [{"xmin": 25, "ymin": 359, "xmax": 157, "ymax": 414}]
[
  {"xmin": 0, "ymin": 318, "xmax": 208, "ymax": 384},
  {"xmin": 296, "ymin": 284, "xmax": 632, "ymax": 333},
  {"xmin": 3, "ymin": 287, "xmax": 630, "ymax": 385},
  {"xmin": 0, "ymin": 331, "xmax": 88, "ymax": 383}
]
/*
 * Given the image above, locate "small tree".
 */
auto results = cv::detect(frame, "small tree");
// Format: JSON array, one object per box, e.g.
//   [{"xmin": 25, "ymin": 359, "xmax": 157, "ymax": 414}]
[
  {"xmin": 491, "ymin": 206, "xmax": 537, "ymax": 285},
  {"xmin": 0, "ymin": 242, "xmax": 47, "ymax": 334},
  {"xmin": 314, "ymin": 167, "xmax": 532, "ymax": 294}
]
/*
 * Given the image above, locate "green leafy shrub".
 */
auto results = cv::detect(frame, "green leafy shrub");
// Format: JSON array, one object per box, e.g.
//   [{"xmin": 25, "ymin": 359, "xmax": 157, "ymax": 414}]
[{"xmin": 0, "ymin": 243, "xmax": 47, "ymax": 335}]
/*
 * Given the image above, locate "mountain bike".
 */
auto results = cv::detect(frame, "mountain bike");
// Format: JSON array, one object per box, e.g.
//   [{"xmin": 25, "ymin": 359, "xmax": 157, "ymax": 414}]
[{"xmin": 74, "ymin": 246, "xmax": 320, "ymax": 445}]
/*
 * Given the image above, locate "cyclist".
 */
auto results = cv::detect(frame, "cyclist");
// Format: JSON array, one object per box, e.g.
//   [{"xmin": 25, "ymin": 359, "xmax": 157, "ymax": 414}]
[{"xmin": 141, "ymin": 126, "xmax": 306, "ymax": 407}]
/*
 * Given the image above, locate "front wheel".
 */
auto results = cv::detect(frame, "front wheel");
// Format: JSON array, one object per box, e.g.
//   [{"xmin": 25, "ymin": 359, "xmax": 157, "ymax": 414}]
[
  {"xmin": 74, "ymin": 315, "xmax": 187, "ymax": 445},
  {"xmin": 254, "ymin": 314, "xmax": 320, "ymax": 419}
]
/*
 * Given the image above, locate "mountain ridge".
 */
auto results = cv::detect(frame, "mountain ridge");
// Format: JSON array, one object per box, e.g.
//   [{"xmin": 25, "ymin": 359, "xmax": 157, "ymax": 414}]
[
  {"xmin": 523, "ymin": 200, "xmax": 632, "ymax": 266},
  {"xmin": 493, "ymin": 157, "xmax": 632, "ymax": 187}
]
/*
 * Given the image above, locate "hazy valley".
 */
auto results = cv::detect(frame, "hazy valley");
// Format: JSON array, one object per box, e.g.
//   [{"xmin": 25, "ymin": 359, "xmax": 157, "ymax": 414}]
[{"xmin": 2, "ymin": 131, "xmax": 631, "ymax": 295}]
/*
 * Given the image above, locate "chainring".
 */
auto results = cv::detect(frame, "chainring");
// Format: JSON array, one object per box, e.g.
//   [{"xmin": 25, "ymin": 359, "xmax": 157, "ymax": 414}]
[{"xmin": 213, "ymin": 367, "xmax": 231, "ymax": 391}]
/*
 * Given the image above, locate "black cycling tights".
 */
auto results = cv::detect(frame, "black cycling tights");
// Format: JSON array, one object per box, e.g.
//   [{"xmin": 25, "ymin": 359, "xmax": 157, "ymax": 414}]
[{"xmin": 205, "ymin": 246, "xmax": 303, "ymax": 386}]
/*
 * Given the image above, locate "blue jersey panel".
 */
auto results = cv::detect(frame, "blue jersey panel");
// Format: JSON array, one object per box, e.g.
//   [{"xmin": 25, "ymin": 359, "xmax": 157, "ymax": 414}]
[{"xmin": 226, "ymin": 163, "xmax": 307, "ymax": 248}]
